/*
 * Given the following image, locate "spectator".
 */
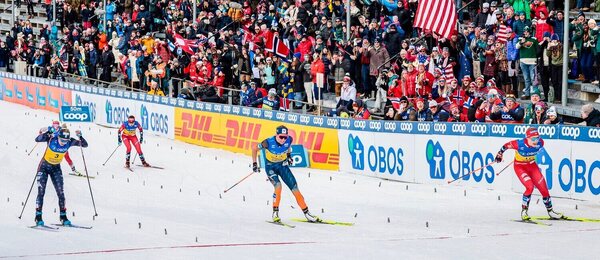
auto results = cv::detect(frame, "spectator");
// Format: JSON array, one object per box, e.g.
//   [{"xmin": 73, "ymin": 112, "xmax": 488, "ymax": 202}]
[
  {"xmin": 148, "ymin": 81, "xmax": 165, "ymax": 96},
  {"xmin": 337, "ymin": 74, "xmax": 356, "ymax": 112},
  {"xmin": 415, "ymin": 98, "xmax": 432, "ymax": 122},
  {"xmin": 178, "ymin": 87, "xmax": 195, "ymax": 101},
  {"xmin": 524, "ymin": 89, "xmax": 543, "ymax": 124},
  {"xmin": 448, "ymin": 103, "xmax": 469, "ymax": 122},
  {"xmin": 252, "ymin": 88, "xmax": 280, "ymax": 110},
  {"xmin": 394, "ymin": 96, "xmax": 416, "ymax": 121},
  {"xmin": 579, "ymin": 104, "xmax": 600, "ymax": 127},
  {"xmin": 352, "ymin": 99, "xmax": 371, "ymax": 120},
  {"xmin": 367, "ymin": 38, "xmax": 390, "ymax": 98},
  {"xmin": 199, "ymin": 86, "xmax": 225, "ymax": 104},
  {"xmin": 547, "ymin": 33, "xmax": 563, "ymax": 101},
  {"xmin": 490, "ymin": 94, "xmax": 525, "ymax": 123},
  {"xmin": 429, "ymin": 100, "xmax": 449, "ymax": 122},
  {"xmin": 544, "ymin": 106, "xmax": 563, "ymax": 124},
  {"xmin": 516, "ymin": 26, "xmax": 538, "ymax": 98},
  {"xmin": 310, "ymin": 52, "xmax": 325, "ymax": 106}
]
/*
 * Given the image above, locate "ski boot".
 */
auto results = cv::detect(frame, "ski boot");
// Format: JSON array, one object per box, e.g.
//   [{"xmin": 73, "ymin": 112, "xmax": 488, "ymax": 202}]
[
  {"xmin": 34, "ymin": 211, "xmax": 44, "ymax": 226},
  {"xmin": 125, "ymin": 159, "xmax": 131, "ymax": 168},
  {"xmin": 71, "ymin": 165, "xmax": 81, "ymax": 175},
  {"xmin": 141, "ymin": 160, "xmax": 150, "ymax": 167},
  {"xmin": 303, "ymin": 208, "xmax": 321, "ymax": 223},
  {"xmin": 60, "ymin": 210, "xmax": 71, "ymax": 226},
  {"xmin": 547, "ymin": 208, "xmax": 564, "ymax": 220},
  {"xmin": 272, "ymin": 207, "xmax": 281, "ymax": 223},
  {"xmin": 521, "ymin": 207, "xmax": 530, "ymax": 221}
]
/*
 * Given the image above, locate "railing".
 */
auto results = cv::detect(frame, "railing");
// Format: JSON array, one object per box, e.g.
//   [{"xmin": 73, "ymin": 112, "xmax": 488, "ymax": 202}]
[{"xmin": 170, "ymin": 77, "xmax": 336, "ymax": 115}]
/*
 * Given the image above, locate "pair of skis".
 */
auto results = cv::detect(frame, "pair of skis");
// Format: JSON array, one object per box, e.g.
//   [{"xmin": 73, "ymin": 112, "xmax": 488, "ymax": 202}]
[
  {"xmin": 267, "ymin": 218, "xmax": 354, "ymax": 228},
  {"xmin": 514, "ymin": 215, "xmax": 600, "ymax": 226},
  {"xmin": 125, "ymin": 164, "xmax": 164, "ymax": 172},
  {"xmin": 29, "ymin": 223, "xmax": 92, "ymax": 231}
]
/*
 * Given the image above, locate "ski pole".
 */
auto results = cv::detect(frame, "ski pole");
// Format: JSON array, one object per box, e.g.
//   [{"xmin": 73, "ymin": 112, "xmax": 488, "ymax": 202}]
[
  {"xmin": 18, "ymin": 173, "xmax": 38, "ymax": 219},
  {"xmin": 447, "ymin": 162, "xmax": 495, "ymax": 184},
  {"xmin": 79, "ymin": 137, "xmax": 98, "ymax": 216},
  {"xmin": 102, "ymin": 144, "xmax": 121, "ymax": 166},
  {"xmin": 496, "ymin": 161, "xmax": 515, "ymax": 176},
  {"xmin": 132, "ymin": 153, "xmax": 137, "ymax": 165},
  {"xmin": 224, "ymin": 172, "xmax": 255, "ymax": 193},
  {"xmin": 27, "ymin": 143, "xmax": 39, "ymax": 156}
]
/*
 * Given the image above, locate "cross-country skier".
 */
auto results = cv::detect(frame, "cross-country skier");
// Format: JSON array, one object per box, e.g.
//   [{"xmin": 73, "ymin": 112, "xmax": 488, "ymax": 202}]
[
  {"xmin": 495, "ymin": 127, "xmax": 563, "ymax": 220},
  {"xmin": 40, "ymin": 120, "xmax": 80, "ymax": 175},
  {"xmin": 118, "ymin": 115, "xmax": 150, "ymax": 168},
  {"xmin": 251, "ymin": 125, "xmax": 320, "ymax": 223},
  {"xmin": 34, "ymin": 127, "xmax": 88, "ymax": 226}
]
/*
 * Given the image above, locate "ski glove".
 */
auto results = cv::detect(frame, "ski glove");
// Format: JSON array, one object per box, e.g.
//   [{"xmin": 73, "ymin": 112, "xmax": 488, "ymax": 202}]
[
  {"xmin": 283, "ymin": 152, "xmax": 293, "ymax": 166},
  {"xmin": 139, "ymin": 132, "xmax": 144, "ymax": 143},
  {"xmin": 75, "ymin": 130, "xmax": 82, "ymax": 138},
  {"xmin": 252, "ymin": 162, "xmax": 260, "ymax": 173},
  {"xmin": 118, "ymin": 135, "xmax": 122, "ymax": 145},
  {"xmin": 495, "ymin": 152, "xmax": 503, "ymax": 163}
]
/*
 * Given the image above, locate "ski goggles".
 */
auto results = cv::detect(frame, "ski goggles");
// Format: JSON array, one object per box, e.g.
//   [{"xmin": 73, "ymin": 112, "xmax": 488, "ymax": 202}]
[{"xmin": 529, "ymin": 136, "xmax": 540, "ymax": 142}]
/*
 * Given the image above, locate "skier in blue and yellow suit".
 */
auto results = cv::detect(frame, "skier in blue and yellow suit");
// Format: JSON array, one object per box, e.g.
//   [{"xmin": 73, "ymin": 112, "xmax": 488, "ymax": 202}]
[
  {"xmin": 252, "ymin": 125, "xmax": 320, "ymax": 223},
  {"xmin": 34, "ymin": 127, "xmax": 88, "ymax": 226}
]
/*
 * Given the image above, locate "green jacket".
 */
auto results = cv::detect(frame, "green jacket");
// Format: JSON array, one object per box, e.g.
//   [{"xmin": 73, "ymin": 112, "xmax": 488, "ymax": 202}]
[
  {"xmin": 571, "ymin": 23, "xmax": 584, "ymax": 51},
  {"xmin": 507, "ymin": 0, "xmax": 531, "ymax": 20}
]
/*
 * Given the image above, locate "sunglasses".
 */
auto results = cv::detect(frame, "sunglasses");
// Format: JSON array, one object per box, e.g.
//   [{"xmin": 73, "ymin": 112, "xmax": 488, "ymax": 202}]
[
  {"xmin": 277, "ymin": 135, "xmax": 288, "ymax": 140},
  {"xmin": 535, "ymin": 106, "xmax": 544, "ymax": 111}
]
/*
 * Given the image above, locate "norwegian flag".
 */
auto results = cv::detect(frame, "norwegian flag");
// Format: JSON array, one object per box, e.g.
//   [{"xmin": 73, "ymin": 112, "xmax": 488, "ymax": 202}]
[
  {"xmin": 496, "ymin": 24, "xmax": 510, "ymax": 44},
  {"xmin": 172, "ymin": 33, "xmax": 197, "ymax": 55},
  {"xmin": 413, "ymin": 0, "xmax": 457, "ymax": 39},
  {"xmin": 265, "ymin": 31, "xmax": 290, "ymax": 59},
  {"xmin": 241, "ymin": 28, "xmax": 257, "ymax": 51}
]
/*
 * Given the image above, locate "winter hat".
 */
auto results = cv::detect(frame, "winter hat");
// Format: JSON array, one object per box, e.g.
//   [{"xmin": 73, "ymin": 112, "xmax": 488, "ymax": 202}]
[
  {"xmin": 268, "ymin": 88, "xmax": 277, "ymax": 96},
  {"xmin": 525, "ymin": 127, "xmax": 540, "ymax": 139},
  {"xmin": 462, "ymin": 75, "xmax": 471, "ymax": 81},
  {"xmin": 550, "ymin": 33, "xmax": 559, "ymax": 41},
  {"xmin": 486, "ymin": 78, "xmax": 497, "ymax": 88},
  {"xmin": 546, "ymin": 106, "xmax": 557, "ymax": 117},
  {"xmin": 482, "ymin": 2, "xmax": 490, "ymax": 8},
  {"xmin": 543, "ymin": 32, "xmax": 551, "ymax": 38},
  {"xmin": 531, "ymin": 88, "xmax": 541, "ymax": 97},
  {"xmin": 428, "ymin": 100, "xmax": 438, "ymax": 107},
  {"xmin": 416, "ymin": 97, "xmax": 424, "ymax": 104},
  {"xmin": 476, "ymin": 75, "xmax": 485, "ymax": 82},
  {"xmin": 487, "ymin": 88, "xmax": 499, "ymax": 96},
  {"xmin": 294, "ymin": 52, "xmax": 302, "ymax": 59},
  {"xmin": 505, "ymin": 95, "xmax": 516, "ymax": 102}
]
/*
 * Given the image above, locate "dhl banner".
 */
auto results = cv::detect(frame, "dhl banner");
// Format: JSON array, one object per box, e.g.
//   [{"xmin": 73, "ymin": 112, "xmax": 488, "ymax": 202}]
[
  {"xmin": 175, "ymin": 107, "xmax": 339, "ymax": 170},
  {"xmin": 0, "ymin": 73, "xmax": 71, "ymax": 113}
]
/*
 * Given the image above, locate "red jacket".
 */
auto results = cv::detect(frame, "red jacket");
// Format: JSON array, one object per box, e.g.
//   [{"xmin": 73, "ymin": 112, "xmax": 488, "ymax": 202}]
[
  {"xmin": 310, "ymin": 59, "xmax": 325, "ymax": 84},
  {"xmin": 403, "ymin": 70, "xmax": 418, "ymax": 97},
  {"xmin": 416, "ymin": 71, "xmax": 434, "ymax": 97},
  {"xmin": 295, "ymin": 40, "xmax": 313, "ymax": 62}
]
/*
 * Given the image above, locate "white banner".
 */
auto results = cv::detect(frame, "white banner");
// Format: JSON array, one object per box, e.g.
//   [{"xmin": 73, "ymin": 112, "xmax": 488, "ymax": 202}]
[
  {"xmin": 338, "ymin": 130, "xmax": 600, "ymax": 201},
  {"xmin": 72, "ymin": 91, "xmax": 174, "ymax": 139}
]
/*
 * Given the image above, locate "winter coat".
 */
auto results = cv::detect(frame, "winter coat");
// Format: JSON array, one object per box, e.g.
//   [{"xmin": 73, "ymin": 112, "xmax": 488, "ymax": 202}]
[
  {"xmin": 383, "ymin": 29, "xmax": 402, "ymax": 57},
  {"xmin": 368, "ymin": 47, "xmax": 390, "ymax": 76},
  {"xmin": 534, "ymin": 19, "xmax": 553, "ymax": 42},
  {"xmin": 507, "ymin": 0, "xmax": 532, "ymax": 20}
]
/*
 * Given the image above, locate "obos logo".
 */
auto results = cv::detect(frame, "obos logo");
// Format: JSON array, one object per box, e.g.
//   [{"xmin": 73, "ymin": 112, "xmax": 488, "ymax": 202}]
[
  {"xmin": 105, "ymin": 100, "xmax": 130, "ymax": 124},
  {"xmin": 538, "ymin": 148, "xmax": 600, "ymax": 195},
  {"xmin": 561, "ymin": 127, "xmax": 581, "ymax": 139},
  {"xmin": 426, "ymin": 140, "xmax": 495, "ymax": 183},
  {"xmin": 426, "ymin": 140, "xmax": 445, "ymax": 179},
  {"xmin": 348, "ymin": 134, "xmax": 404, "ymax": 175},
  {"xmin": 74, "ymin": 94, "xmax": 96, "ymax": 121},
  {"xmin": 140, "ymin": 104, "xmax": 169, "ymax": 134}
]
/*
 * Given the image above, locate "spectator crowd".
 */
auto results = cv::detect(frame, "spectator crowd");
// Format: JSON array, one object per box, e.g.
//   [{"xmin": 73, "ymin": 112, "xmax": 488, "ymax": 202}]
[{"xmin": 0, "ymin": 0, "xmax": 599, "ymax": 127}]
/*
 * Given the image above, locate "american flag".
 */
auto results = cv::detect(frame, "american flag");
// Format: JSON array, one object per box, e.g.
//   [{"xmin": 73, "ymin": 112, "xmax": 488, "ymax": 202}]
[
  {"xmin": 413, "ymin": 0, "xmax": 457, "ymax": 39},
  {"xmin": 496, "ymin": 24, "xmax": 510, "ymax": 44}
]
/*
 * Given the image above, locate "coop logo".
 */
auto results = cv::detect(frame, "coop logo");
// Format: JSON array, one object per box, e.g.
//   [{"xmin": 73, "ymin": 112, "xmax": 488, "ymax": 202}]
[
  {"xmin": 74, "ymin": 94, "xmax": 97, "ymax": 121},
  {"xmin": 470, "ymin": 124, "xmax": 488, "ymax": 135},
  {"xmin": 514, "ymin": 125, "xmax": 528, "ymax": 135},
  {"xmin": 433, "ymin": 123, "xmax": 447, "ymax": 133},
  {"xmin": 589, "ymin": 128, "xmax": 600, "ymax": 139},
  {"xmin": 287, "ymin": 114, "xmax": 298, "ymax": 123},
  {"xmin": 311, "ymin": 116, "xmax": 324, "ymax": 126},
  {"xmin": 417, "ymin": 123, "xmax": 430, "ymax": 132},
  {"xmin": 384, "ymin": 122, "xmax": 397, "ymax": 131},
  {"xmin": 140, "ymin": 104, "xmax": 169, "ymax": 135},
  {"xmin": 426, "ymin": 140, "xmax": 495, "ymax": 183},
  {"xmin": 369, "ymin": 121, "xmax": 382, "ymax": 131},
  {"xmin": 537, "ymin": 126, "xmax": 557, "ymax": 138},
  {"xmin": 426, "ymin": 140, "xmax": 445, "ymax": 179},
  {"xmin": 561, "ymin": 127, "xmax": 581, "ymax": 139},
  {"xmin": 347, "ymin": 134, "xmax": 404, "ymax": 175},
  {"xmin": 491, "ymin": 125, "xmax": 507, "ymax": 136},
  {"xmin": 340, "ymin": 119, "xmax": 351, "ymax": 129},
  {"xmin": 326, "ymin": 118, "xmax": 338, "ymax": 128},
  {"xmin": 105, "ymin": 100, "xmax": 130, "ymax": 125},
  {"xmin": 61, "ymin": 106, "xmax": 91, "ymax": 122},
  {"xmin": 399, "ymin": 122, "xmax": 413, "ymax": 132},
  {"xmin": 263, "ymin": 110, "xmax": 274, "ymax": 119},
  {"xmin": 354, "ymin": 120, "xmax": 366, "ymax": 130},
  {"xmin": 452, "ymin": 124, "xmax": 466, "ymax": 134}
]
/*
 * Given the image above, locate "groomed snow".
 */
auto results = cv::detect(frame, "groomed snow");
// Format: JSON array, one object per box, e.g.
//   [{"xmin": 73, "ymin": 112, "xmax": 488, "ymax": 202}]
[{"xmin": 1, "ymin": 100, "xmax": 599, "ymax": 259}]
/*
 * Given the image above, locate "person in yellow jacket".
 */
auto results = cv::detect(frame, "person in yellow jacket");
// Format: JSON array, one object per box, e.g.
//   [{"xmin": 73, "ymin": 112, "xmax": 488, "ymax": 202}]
[{"xmin": 147, "ymin": 81, "xmax": 165, "ymax": 96}]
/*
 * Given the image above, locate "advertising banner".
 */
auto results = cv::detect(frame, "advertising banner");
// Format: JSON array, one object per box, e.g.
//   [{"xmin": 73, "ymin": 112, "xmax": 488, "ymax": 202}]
[
  {"xmin": 0, "ymin": 76, "xmax": 71, "ymax": 113},
  {"xmin": 174, "ymin": 107, "xmax": 339, "ymax": 170},
  {"xmin": 72, "ymin": 91, "xmax": 174, "ymax": 139},
  {"xmin": 60, "ymin": 106, "xmax": 92, "ymax": 122}
]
